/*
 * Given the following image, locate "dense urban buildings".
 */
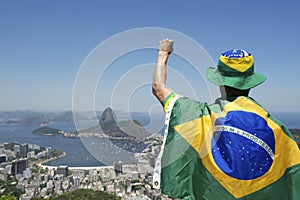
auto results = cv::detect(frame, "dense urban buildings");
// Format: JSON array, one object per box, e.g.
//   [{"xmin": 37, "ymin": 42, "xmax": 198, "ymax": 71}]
[{"xmin": 0, "ymin": 134, "xmax": 171, "ymax": 199}]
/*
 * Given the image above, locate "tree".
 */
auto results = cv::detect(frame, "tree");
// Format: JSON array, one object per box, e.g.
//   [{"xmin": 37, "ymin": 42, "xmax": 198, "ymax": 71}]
[
  {"xmin": 51, "ymin": 189, "xmax": 120, "ymax": 200},
  {"xmin": 29, "ymin": 189, "xmax": 121, "ymax": 200},
  {"xmin": 0, "ymin": 179, "xmax": 24, "ymax": 198},
  {"xmin": 0, "ymin": 192, "xmax": 17, "ymax": 200}
]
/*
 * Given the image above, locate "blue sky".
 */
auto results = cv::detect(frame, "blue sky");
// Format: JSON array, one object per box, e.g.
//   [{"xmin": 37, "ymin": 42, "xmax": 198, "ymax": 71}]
[{"xmin": 1, "ymin": 0, "xmax": 300, "ymax": 112}]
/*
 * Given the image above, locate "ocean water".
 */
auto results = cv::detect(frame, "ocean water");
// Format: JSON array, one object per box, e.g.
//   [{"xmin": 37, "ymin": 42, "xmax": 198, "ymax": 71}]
[
  {"xmin": 0, "ymin": 122, "xmax": 104, "ymax": 167},
  {"xmin": 271, "ymin": 111, "xmax": 300, "ymax": 129},
  {"xmin": 0, "ymin": 112, "xmax": 299, "ymax": 167}
]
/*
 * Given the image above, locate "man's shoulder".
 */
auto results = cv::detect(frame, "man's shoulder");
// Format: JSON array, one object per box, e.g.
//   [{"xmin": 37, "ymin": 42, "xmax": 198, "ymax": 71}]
[{"xmin": 171, "ymin": 95, "xmax": 211, "ymax": 114}]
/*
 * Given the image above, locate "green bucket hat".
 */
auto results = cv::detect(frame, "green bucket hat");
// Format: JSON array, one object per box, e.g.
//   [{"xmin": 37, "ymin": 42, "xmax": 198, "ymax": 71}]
[{"xmin": 206, "ymin": 49, "xmax": 266, "ymax": 90}]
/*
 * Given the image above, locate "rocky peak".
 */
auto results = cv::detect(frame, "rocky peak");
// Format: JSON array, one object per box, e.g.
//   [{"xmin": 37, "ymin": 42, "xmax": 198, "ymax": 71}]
[{"xmin": 99, "ymin": 107, "xmax": 117, "ymax": 123}]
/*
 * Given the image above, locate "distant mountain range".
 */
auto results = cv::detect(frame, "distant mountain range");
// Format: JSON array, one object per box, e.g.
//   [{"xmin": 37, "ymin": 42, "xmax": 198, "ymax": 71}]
[
  {"xmin": 0, "ymin": 110, "xmax": 87, "ymax": 125},
  {"xmin": 0, "ymin": 109, "xmax": 153, "ymax": 126},
  {"xmin": 6, "ymin": 108, "xmax": 300, "ymax": 144},
  {"xmin": 31, "ymin": 107, "xmax": 151, "ymax": 138}
]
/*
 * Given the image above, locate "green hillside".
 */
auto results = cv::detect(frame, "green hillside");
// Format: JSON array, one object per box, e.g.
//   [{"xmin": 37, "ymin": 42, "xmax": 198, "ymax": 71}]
[
  {"xmin": 31, "ymin": 189, "xmax": 120, "ymax": 200},
  {"xmin": 32, "ymin": 126, "xmax": 63, "ymax": 135}
]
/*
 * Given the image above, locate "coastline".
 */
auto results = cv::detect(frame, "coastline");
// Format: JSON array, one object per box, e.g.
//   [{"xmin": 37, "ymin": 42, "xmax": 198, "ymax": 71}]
[
  {"xmin": 36, "ymin": 151, "xmax": 134, "ymax": 170},
  {"xmin": 36, "ymin": 151, "xmax": 67, "ymax": 167}
]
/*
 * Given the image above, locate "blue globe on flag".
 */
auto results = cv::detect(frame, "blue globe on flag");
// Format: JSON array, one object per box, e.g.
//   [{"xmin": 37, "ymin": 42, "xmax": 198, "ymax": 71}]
[{"xmin": 211, "ymin": 111, "xmax": 275, "ymax": 180}]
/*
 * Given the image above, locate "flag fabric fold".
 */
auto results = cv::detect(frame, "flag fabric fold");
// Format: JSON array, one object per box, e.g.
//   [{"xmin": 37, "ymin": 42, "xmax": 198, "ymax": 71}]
[{"xmin": 154, "ymin": 94, "xmax": 300, "ymax": 200}]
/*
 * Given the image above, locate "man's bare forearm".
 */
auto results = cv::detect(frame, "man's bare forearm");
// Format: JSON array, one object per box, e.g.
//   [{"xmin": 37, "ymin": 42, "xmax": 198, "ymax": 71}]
[{"xmin": 152, "ymin": 39, "xmax": 174, "ymax": 106}]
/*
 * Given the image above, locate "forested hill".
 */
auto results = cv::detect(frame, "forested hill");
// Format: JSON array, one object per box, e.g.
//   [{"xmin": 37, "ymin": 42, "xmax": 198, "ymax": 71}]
[
  {"xmin": 84, "ymin": 107, "xmax": 150, "ymax": 138},
  {"xmin": 32, "ymin": 126, "xmax": 63, "ymax": 135},
  {"xmin": 31, "ymin": 189, "xmax": 120, "ymax": 200}
]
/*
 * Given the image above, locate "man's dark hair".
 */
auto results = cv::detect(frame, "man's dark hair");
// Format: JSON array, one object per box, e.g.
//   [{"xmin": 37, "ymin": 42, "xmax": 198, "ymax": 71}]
[{"xmin": 220, "ymin": 86, "xmax": 250, "ymax": 97}]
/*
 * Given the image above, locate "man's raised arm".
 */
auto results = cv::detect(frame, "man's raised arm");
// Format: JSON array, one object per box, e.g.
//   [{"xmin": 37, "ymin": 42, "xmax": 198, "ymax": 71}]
[{"xmin": 152, "ymin": 39, "xmax": 174, "ymax": 106}]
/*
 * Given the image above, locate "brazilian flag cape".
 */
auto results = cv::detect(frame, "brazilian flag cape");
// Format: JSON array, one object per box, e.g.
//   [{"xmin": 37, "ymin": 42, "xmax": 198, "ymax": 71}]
[{"xmin": 153, "ymin": 93, "xmax": 300, "ymax": 200}]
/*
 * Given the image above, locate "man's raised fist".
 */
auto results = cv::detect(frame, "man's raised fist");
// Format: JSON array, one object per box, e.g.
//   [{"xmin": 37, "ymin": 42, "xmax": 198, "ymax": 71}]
[{"xmin": 158, "ymin": 39, "xmax": 173, "ymax": 53}]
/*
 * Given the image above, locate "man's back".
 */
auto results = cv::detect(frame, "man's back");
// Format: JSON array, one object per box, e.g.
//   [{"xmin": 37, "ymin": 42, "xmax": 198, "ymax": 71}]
[{"xmin": 152, "ymin": 40, "xmax": 300, "ymax": 199}]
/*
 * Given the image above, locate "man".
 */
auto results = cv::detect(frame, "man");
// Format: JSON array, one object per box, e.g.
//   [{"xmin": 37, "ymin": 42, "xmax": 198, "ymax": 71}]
[{"xmin": 152, "ymin": 39, "xmax": 300, "ymax": 199}]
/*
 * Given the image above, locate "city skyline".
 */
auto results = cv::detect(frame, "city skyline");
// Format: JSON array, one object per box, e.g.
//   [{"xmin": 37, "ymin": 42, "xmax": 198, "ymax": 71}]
[{"xmin": 1, "ymin": 1, "xmax": 300, "ymax": 112}]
